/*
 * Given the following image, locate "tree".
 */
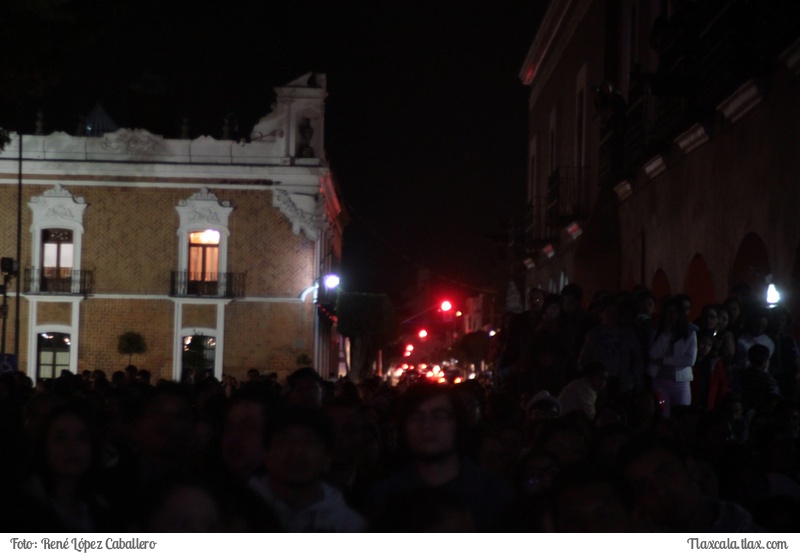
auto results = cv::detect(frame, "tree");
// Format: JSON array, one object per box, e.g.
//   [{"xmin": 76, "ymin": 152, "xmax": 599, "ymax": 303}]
[
  {"xmin": 336, "ymin": 292, "xmax": 397, "ymax": 381},
  {"xmin": 117, "ymin": 331, "xmax": 147, "ymax": 365}
]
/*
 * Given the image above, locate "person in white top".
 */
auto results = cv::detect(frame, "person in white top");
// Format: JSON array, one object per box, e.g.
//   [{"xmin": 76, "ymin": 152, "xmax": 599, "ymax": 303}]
[
  {"xmin": 647, "ymin": 297, "xmax": 698, "ymax": 418},
  {"xmin": 248, "ymin": 405, "xmax": 365, "ymax": 532},
  {"xmin": 558, "ymin": 361, "xmax": 608, "ymax": 420}
]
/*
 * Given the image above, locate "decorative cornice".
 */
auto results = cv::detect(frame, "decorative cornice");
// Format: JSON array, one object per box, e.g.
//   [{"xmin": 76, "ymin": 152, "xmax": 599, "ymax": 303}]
[
  {"xmin": 643, "ymin": 155, "xmax": 667, "ymax": 179},
  {"xmin": 519, "ymin": 0, "xmax": 595, "ymax": 106},
  {"xmin": 175, "ymin": 187, "xmax": 232, "ymax": 233},
  {"xmin": 31, "ymin": 183, "xmax": 84, "ymax": 204},
  {"xmin": 101, "ymin": 128, "xmax": 163, "ymax": 154},
  {"xmin": 272, "ymin": 189, "xmax": 319, "ymax": 240},
  {"xmin": 28, "ymin": 184, "xmax": 87, "ymax": 229},
  {"xmin": 780, "ymin": 37, "xmax": 800, "ymax": 75},
  {"xmin": 716, "ymin": 80, "xmax": 763, "ymax": 123},
  {"xmin": 674, "ymin": 123, "xmax": 710, "ymax": 154},
  {"xmin": 180, "ymin": 186, "xmax": 231, "ymax": 206},
  {"xmin": 614, "ymin": 180, "xmax": 633, "ymax": 201}
]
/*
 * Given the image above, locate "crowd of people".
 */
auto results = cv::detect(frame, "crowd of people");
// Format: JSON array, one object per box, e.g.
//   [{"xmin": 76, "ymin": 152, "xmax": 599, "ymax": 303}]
[{"xmin": 0, "ymin": 282, "xmax": 798, "ymax": 533}]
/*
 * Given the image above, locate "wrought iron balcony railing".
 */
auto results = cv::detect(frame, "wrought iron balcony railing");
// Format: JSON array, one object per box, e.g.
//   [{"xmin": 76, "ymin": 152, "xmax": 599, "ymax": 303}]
[
  {"xmin": 170, "ymin": 271, "xmax": 245, "ymax": 298},
  {"xmin": 24, "ymin": 268, "xmax": 94, "ymax": 296},
  {"xmin": 524, "ymin": 196, "xmax": 559, "ymax": 248}
]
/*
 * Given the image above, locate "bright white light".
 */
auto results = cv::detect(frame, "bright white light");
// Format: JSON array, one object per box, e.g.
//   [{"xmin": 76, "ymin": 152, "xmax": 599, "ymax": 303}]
[
  {"xmin": 468, "ymin": 373, "xmax": 476, "ymax": 380},
  {"xmin": 767, "ymin": 284, "xmax": 781, "ymax": 306},
  {"xmin": 190, "ymin": 229, "xmax": 220, "ymax": 245},
  {"xmin": 488, "ymin": 330, "xmax": 497, "ymax": 337},
  {"xmin": 323, "ymin": 274, "xmax": 340, "ymax": 289},
  {"xmin": 405, "ymin": 344, "xmax": 414, "ymax": 352},
  {"xmin": 440, "ymin": 301, "xmax": 452, "ymax": 311}
]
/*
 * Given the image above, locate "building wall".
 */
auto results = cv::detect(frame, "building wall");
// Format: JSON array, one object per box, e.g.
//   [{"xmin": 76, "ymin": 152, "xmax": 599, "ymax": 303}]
[
  {"xmin": 521, "ymin": 1, "xmax": 800, "ymax": 315},
  {"xmin": 522, "ymin": 0, "xmax": 616, "ymax": 298},
  {"xmin": 1, "ymin": 164, "xmax": 330, "ymax": 381},
  {"xmin": 619, "ymin": 73, "xmax": 800, "ymax": 310},
  {"xmin": 83, "ymin": 186, "xmax": 178, "ymax": 294},
  {"xmin": 2, "ymin": 74, "xmax": 344, "ymax": 380},
  {"xmin": 228, "ymin": 189, "xmax": 315, "ymax": 298},
  {"xmin": 78, "ymin": 298, "xmax": 175, "ymax": 379},
  {"xmin": 223, "ymin": 299, "xmax": 315, "ymax": 378}
]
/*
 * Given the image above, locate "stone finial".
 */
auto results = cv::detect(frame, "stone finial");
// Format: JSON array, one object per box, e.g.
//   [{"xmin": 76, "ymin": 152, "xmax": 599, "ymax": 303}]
[
  {"xmin": 35, "ymin": 110, "xmax": 44, "ymax": 135},
  {"xmin": 222, "ymin": 113, "xmax": 237, "ymax": 140}
]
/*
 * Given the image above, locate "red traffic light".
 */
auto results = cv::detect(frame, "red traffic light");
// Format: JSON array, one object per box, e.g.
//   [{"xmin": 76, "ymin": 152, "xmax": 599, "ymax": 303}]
[{"xmin": 440, "ymin": 300, "xmax": 452, "ymax": 312}]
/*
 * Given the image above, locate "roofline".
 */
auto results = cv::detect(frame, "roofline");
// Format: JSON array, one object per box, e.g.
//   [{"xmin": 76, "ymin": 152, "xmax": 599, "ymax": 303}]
[{"xmin": 518, "ymin": 0, "xmax": 595, "ymax": 87}]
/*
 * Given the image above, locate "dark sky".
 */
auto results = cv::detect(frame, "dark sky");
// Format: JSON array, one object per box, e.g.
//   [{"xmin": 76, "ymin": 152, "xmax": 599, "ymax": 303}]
[{"xmin": 2, "ymin": 0, "xmax": 547, "ymax": 302}]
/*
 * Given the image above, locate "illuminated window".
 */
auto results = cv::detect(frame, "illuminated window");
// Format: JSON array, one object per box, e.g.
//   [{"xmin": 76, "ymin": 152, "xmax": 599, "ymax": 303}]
[
  {"xmin": 37, "ymin": 332, "xmax": 71, "ymax": 380},
  {"xmin": 189, "ymin": 230, "xmax": 220, "ymax": 279},
  {"xmin": 188, "ymin": 230, "xmax": 220, "ymax": 294},
  {"xmin": 41, "ymin": 228, "xmax": 74, "ymax": 291}
]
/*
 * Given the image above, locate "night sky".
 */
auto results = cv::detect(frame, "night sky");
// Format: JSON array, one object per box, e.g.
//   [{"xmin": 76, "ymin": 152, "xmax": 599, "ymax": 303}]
[{"xmin": 1, "ymin": 0, "xmax": 548, "ymax": 302}]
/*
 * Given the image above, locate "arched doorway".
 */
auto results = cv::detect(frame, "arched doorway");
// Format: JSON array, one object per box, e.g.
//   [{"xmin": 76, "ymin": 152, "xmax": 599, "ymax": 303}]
[
  {"xmin": 730, "ymin": 233, "xmax": 771, "ymax": 302},
  {"xmin": 683, "ymin": 254, "xmax": 717, "ymax": 322}
]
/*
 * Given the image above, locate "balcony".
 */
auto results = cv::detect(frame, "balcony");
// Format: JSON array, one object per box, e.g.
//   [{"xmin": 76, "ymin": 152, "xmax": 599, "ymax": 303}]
[
  {"xmin": 546, "ymin": 166, "xmax": 589, "ymax": 227},
  {"xmin": 170, "ymin": 271, "xmax": 245, "ymax": 298},
  {"xmin": 24, "ymin": 268, "xmax": 94, "ymax": 296},
  {"xmin": 524, "ymin": 196, "xmax": 559, "ymax": 248}
]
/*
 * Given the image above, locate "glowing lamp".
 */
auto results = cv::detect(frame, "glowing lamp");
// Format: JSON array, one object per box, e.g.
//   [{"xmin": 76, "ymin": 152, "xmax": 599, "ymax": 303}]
[
  {"xmin": 323, "ymin": 274, "xmax": 340, "ymax": 289},
  {"xmin": 418, "ymin": 329, "xmax": 428, "ymax": 339},
  {"xmin": 767, "ymin": 284, "xmax": 781, "ymax": 306}
]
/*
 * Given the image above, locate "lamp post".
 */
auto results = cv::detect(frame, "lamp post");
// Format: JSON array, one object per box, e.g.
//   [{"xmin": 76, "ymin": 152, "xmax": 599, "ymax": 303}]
[{"xmin": 0, "ymin": 257, "xmax": 18, "ymax": 371}]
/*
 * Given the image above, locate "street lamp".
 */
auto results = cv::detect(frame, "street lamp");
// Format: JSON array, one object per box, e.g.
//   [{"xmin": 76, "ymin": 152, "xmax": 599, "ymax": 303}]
[
  {"xmin": 323, "ymin": 274, "xmax": 340, "ymax": 289},
  {"xmin": 767, "ymin": 283, "xmax": 781, "ymax": 307}
]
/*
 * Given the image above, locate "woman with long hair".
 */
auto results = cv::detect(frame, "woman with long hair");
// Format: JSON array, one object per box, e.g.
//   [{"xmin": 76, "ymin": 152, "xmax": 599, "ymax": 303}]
[
  {"xmin": 26, "ymin": 404, "xmax": 115, "ymax": 532},
  {"xmin": 647, "ymin": 297, "xmax": 698, "ymax": 418}
]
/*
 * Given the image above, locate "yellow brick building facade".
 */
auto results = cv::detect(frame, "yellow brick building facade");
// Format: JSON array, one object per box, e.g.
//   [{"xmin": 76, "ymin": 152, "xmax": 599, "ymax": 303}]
[{"xmin": 0, "ymin": 74, "xmax": 345, "ymax": 382}]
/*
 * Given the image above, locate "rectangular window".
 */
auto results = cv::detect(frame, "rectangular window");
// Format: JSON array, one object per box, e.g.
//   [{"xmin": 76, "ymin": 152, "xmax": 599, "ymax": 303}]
[
  {"xmin": 188, "ymin": 230, "xmax": 220, "ymax": 281},
  {"xmin": 188, "ymin": 230, "xmax": 220, "ymax": 295},
  {"xmin": 41, "ymin": 229, "xmax": 74, "ymax": 291}
]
